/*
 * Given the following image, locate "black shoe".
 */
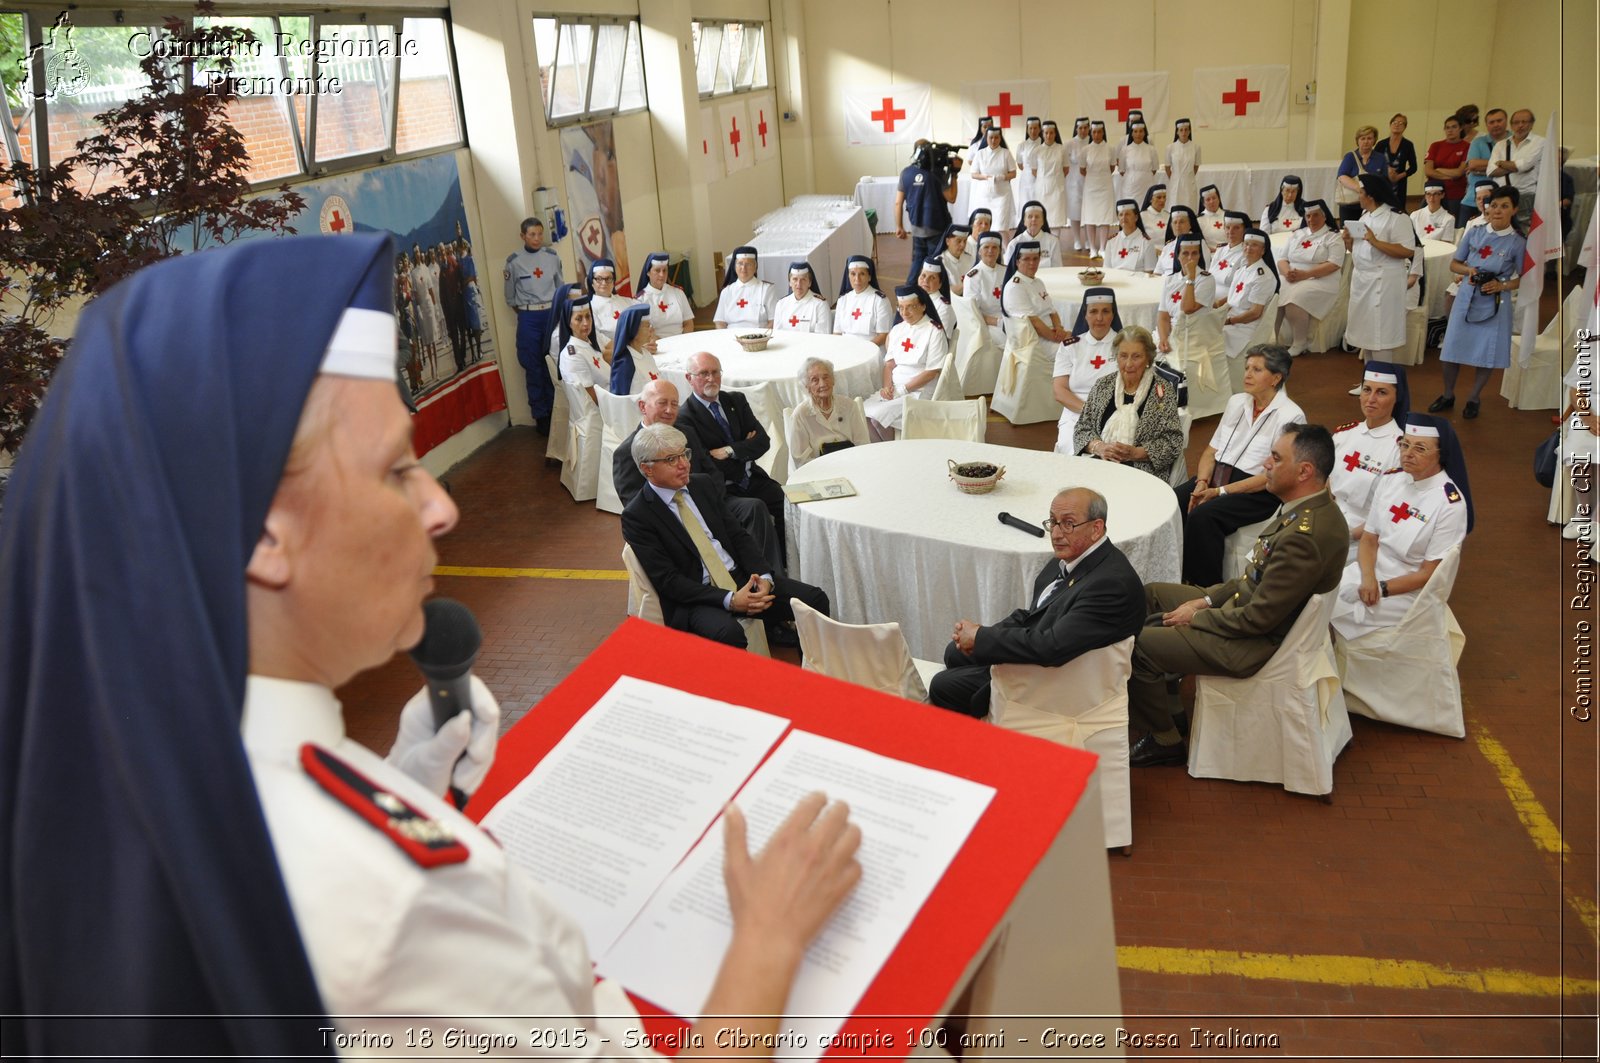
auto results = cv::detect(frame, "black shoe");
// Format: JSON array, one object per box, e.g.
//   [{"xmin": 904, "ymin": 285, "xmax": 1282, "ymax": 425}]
[
  {"xmin": 1463, "ymin": 400, "xmax": 1480, "ymax": 420},
  {"xmin": 535, "ymin": 416, "xmax": 551, "ymax": 436},
  {"xmin": 766, "ymin": 622, "xmax": 801, "ymax": 648},
  {"xmin": 1130, "ymin": 733, "xmax": 1187, "ymax": 768},
  {"xmin": 1427, "ymin": 395, "xmax": 1454, "ymax": 413}
]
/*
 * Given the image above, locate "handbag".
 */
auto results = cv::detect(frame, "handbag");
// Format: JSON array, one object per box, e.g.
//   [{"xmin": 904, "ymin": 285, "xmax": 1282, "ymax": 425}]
[
  {"xmin": 1334, "ymin": 154, "xmax": 1361, "ymax": 205},
  {"xmin": 1534, "ymin": 429, "xmax": 1560, "ymax": 488}
]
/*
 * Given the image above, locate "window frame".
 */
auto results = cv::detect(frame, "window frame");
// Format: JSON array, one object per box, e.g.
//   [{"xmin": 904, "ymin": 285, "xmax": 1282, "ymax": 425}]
[
  {"xmin": 690, "ymin": 18, "xmax": 769, "ymax": 100},
  {"xmin": 530, "ymin": 14, "xmax": 647, "ymax": 128}
]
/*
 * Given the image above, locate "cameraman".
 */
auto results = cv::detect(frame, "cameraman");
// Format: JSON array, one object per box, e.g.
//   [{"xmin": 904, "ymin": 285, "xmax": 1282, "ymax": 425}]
[{"xmin": 895, "ymin": 139, "xmax": 960, "ymax": 285}]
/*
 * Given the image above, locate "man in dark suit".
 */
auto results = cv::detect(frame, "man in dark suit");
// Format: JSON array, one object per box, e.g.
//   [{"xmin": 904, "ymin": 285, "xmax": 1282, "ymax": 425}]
[
  {"xmin": 621, "ymin": 423, "xmax": 828, "ymax": 649},
  {"xmin": 676, "ymin": 351, "xmax": 787, "ymax": 557},
  {"xmin": 929, "ymin": 487, "xmax": 1146, "ymax": 718},
  {"xmin": 1127, "ymin": 423, "xmax": 1348, "ymax": 766}
]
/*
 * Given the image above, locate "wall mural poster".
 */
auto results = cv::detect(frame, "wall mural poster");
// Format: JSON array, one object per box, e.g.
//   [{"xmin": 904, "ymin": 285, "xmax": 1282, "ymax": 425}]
[{"xmin": 561, "ymin": 120, "xmax": 632, "ymax": 296}]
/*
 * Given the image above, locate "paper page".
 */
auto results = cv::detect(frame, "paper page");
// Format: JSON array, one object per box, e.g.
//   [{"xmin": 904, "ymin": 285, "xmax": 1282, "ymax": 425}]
[
  {"xmin": 599, "ymin": 731, "xmax": 996, "ymax": 1061},
  {"xmin": 782, "ymin": 477, "xmax": 858, "ymax": 503},
  {"xmin": 480, "ymin": 676, "xmax": 789, "ymax": 957},
  {"xmin": 1345, "ymin": 219, "xmax": 1367, "ymax": 239}
]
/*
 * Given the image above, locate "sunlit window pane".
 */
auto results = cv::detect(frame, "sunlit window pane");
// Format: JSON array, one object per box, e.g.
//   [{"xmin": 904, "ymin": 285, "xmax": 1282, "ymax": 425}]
[
  {"xmin": 312, "ymin": 23, "xmax": 395, "ymax": 162},
  {"xmin": 395, "ymin": 17, "xmax": 460, "ymax": 154},
  {"xmin": 694, "ymin": 23, "xmax": 721, "ymax": 95},
  {"xmin": 617, "ymin": 21, "xmax": 646, "ymax": 112},
  {"xmin": 588, "ymin": 23, "xmax": 625, "ymax": 113}
]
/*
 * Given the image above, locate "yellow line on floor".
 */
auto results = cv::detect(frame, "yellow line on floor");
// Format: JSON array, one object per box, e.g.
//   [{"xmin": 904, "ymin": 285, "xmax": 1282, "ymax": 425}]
[
  {"xmin": 434, "ymin": 565, "xmax": 629, "ymax": 581},
  {"xmin": 1470, "ymin": 722, "xmax": 1569, "ymax": 857},
  {"xmin": 1117, "ymin": 945, "xmax": 1597, "ymax": 998}
]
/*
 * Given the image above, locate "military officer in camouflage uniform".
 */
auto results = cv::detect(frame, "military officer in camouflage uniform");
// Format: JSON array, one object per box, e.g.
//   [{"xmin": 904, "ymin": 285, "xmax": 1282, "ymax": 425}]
[
  {"xmin": 1128, "ymin": 422, "xmax": 1348, "ymax": 766},
  {"xmin": 503, "ymin": 217, "xmax": 564, "ymax": 434}
]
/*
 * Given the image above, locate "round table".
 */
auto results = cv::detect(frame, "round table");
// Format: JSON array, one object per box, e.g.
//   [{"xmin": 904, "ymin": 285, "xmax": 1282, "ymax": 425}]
[
  {"xmin": 785, "ymin": 439, "xmax": 1182, "ymax": 659},
  {"xmin": 654, "ymin": 330, "xmax": 881, "ymax": 407},
  {"xmin": 1036, "ymin": 267, "xmax": 1166, "ymax": 333}
]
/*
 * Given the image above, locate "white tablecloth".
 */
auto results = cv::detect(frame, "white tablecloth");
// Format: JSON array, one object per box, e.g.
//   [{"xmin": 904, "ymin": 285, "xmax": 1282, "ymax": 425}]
[
  {"xmin": 749, "ymin": 203, "xmax": 873, "ymax": 299},
  {"xmin": 1188, "ymin": 160, "xmax": 1342, "ymax": 215},
  {"xmin": 654, "ymin": 330, "xmax": 881, "ymax": 407},
  {"xmin": 853, "ymin": 176, "xmax": 901, "ymax": 230},
  {"xmin": 785, "ymin": 439, "xmax": 1182, "ymax": 659},
  {"xmin": 1035, "ymin": 267, "xmax": 1167, "ymax": 332}
]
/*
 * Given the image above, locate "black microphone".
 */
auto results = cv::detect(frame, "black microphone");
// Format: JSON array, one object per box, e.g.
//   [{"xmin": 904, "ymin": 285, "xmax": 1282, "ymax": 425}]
[
  {"xmin": 409, "ymin": 598, "xmax": 482, "ymax": 730},
  {"xmin": 998, "ymin": 511, "xmax": 1046, "ymax": 537}
]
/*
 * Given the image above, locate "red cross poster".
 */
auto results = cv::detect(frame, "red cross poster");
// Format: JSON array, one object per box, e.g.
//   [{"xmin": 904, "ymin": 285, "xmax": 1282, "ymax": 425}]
[
  {"xmin": 747, "ymin": 91, "xmax": 779, "ymax": 164},
  {"xmin": 842, "ymin": 84, "xmax": 930, "ymax": 146},
  {"xmin": 1193, "ymin": 65, "xmax": 1288, "ymax": 130},
  {"xmin": 699, "ymin": 105, "xmax": 722, "ymax": 184},
  {"xmin": 1073, "ymin": 71, "xmax": 1168, "ymax": 134},
  {"xmin": 958, "ymin": 80, "xmax": 1050, "ymax": 141},
  {"xmin": 718, "ymin": 97, "xmax": 753, "ymax": 176}
]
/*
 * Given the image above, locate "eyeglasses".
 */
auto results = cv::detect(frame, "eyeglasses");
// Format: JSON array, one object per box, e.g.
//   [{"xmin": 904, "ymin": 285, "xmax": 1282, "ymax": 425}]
[
  {"xmin": 690, "ymin": 369, "xmax": 722, "ymax": 379},
  {"xmin": 643, "ymin": 450, "xmax": 691, "ymax": 465},
  {"xmin": 1042, "ymin": 515, "xmax": 1093, "ymax": 533}
]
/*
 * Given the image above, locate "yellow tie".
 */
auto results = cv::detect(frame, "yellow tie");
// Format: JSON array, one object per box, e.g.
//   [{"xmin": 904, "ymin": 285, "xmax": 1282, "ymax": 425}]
[{"xmin": 674, "ymin": 490, "xmax": 737, "ymax": 590}]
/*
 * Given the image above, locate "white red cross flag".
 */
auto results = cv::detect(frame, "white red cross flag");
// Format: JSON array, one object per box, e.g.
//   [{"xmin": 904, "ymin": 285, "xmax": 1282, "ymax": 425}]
[
  {"xmin": 959, "ymin": 80, "xmax": 1051, "ymax": 140},
  {"xmin": 1518, "ymin": 112, "xmax": 1564, "ymax": 368},
  {"xmin": 1073, "ymin": 72, "xmax": 1168, "ymax": 134},
  {"xmin": 699, "ymin": 104, "xmax": 722, "ymax": 183},
  {"xmin": 747, "ymin": 91, "xmax": 779, "ymax": 163},
  {"xmin": 1580, "ymin": 203, "xmax": 1600, "ymax": 341},
  {"xmin": 1193, "ymin": 66, "xmax": 1288, "ymax": 130},
  {"xmin": 842, "ymin": 84, "xmax": 930, "ymax": 147},
  {"xmin": 718, "ymin": 98, "xmax": 753, "ymax": 177}
]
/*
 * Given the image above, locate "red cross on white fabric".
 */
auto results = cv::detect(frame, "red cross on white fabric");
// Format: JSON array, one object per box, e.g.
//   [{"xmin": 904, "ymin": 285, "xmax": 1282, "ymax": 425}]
[
  {"xmin": 1235, "ymin": 281, "xmax": 1245, "ymax": 293},
  {"xmin": 1089, "ymin": 353, "xmax": 1106, "ymax": 369},
  {"xmin": 1217, "ymin": 258, "xmax": 1229, "ymax": 270},
  {"xmin": 328, "ymin": 210, "xmax": 346, "ymax": 232},
  {"xmin": 1343, "ymin": 451, "xmax": 1362, "ymax": 472},
  {"xmin": 532, "ymin": 267, "xmax": 543, "ymax": 278},
  {"xmin": 992, "ymin": 286, "xmax": 1001, "ymax": 299},
  {"xmin": 1301, "ymin": 239, "xmax": 1313, "ymax": 249},
  {"xmin": 1221, "ymin": 78, "xmax": 1261, "ymax": 117},
  {"xmin": 1424, "ymin": 224, "xmax": 1436, "ymax": 234},
  {"xmin": 648, "ymin": 372, "xmax": 658, "ymax": 381},
  {"xmin": 736, "ymin": 298, "xmax": 748, "ymax": 309},
  {"xmin": 1171, "ymin": 290, "xmax": 1184, "ymax": 303},
  {"xmin": 1283, "ymin": 218, "xmax": 1295, "ymax": 228},
  {"xmin": 1389, "ymin": 502, "xmax": 1413, "ymax": 523},
  {"xmin": 1155, "ymin": 221, "xmax": 1166, "ymax": 231},
  {"xmin": 592, "ymin": 357, "xmax": 602, "ymax": 369},
  {"xmin": 1213, "ymin": 220, "xmax": 1223, "ymax": 229},
  {"xmin": 658, "ymin": 301, "xmax": 668, "ymax": 312},
  {"xmin": 871, "ymin": 97, "xmax": 906, "ymax": 132},
  {"xmin": 851, "ymin": 308, "xmax": 862, "ymax": 320},
  {"xmin": 613, "ymin": 309, "xmax": 621, "ymax": 319},
  {"xmin": 1118, "ymin": 248, "xmax": 1129, "ymax": 259},
  {"xmin": 757, "ymin": 110, "xmax": 769, "ymax": 147},
  {"xmin": 901, "ymin": 337, "xmax": 915, "ymax": 352},
  {"xmin": 987, "ymin": 91, "xmax": 1024, "ymax": 128},
  {"xmin": 788, "ymin": 315, "xmax": 800, "ymax": 327},
  {"xmin": 728, "ymin": 117, "xmax": 742, "ymax": 157},
  {"xmin": 1104, "ymin": 85, "xmax": 1141, "ymax": 123}
]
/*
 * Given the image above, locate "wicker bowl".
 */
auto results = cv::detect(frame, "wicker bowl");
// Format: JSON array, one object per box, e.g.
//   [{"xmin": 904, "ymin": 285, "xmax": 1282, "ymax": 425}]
[
  {"xmin": 948, "ymin": 459, "xmax": 1006, "ymax": 494},
  {"xmin": 1078, "ymin": 269, "xmax": 1105, "ymax": 285},
  {"xmin": 735, "ymin": 331, "xmax": 772, "ymax": 352}
]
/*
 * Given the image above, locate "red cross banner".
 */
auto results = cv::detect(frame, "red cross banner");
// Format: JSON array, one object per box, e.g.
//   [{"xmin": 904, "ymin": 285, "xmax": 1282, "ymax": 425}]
[
  {"xmin": 1073, "ymin": 72, "xmax": 1168, "ymax": 133},
  {"xmin": 747, "ymin": 91, "xmax": 779, "ymax": 164},
  {"xmin": 843, "ymin": 84, "xmax": 931, "ymax": 147},
  {"xmin": 959, "ymin": 80, "xmax": 1050, "ymax": 141},
  {"xmin": 699, "ymin": 105, "xmax": 721, "ymax": 183},
  {"xmin": 718, "ymin": 98, "xmax": 752, "ymax": 177},
  {"xmin": 1193, "ymin": 66, "xmax": 1288, "ymax": 130}
]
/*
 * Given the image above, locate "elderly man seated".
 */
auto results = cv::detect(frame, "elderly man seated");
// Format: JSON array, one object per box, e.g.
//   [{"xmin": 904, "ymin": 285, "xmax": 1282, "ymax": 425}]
[
  {"xmin": 676, "ymin": 351, "xmax": 788, "ymax": 558},
  {"xmin": 621, "ymin": 423, "xmax": 829, "ymax": 649},
  {"xmin": 929, "ymin": 487, "xmax": 1146, "ymax": 718},
  {"xmin": 1126, "ymin": 423, "xmax": 1347, "ymax": 766}
]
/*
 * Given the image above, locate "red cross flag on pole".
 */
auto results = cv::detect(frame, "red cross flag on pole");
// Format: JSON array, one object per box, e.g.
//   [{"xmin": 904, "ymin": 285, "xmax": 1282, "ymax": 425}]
[
  {"xmin": 718, "ymin": 98, "xmax": 753, "ymax": 176},
  {"xmin": 960, "ymin": 80, "xmax": 1051, "ymax": 139},
  {"xmin": 1193, "ymin": 65, "xmax": 1288, "ymax": 130},
  {"xmin": 748, "ymin": 90, "xmax": 779, "ymax": 164},
  {"xmin": 1517, "ymin": 112, "xmax": 1564, "ymax": 368},
  {"xmin": 1073, "ymin": 71, "xmax": 1168, "ymax": 133},
  {"xmin": 843, "ymin": 84, "xmax": 931, "ymax": 146}
]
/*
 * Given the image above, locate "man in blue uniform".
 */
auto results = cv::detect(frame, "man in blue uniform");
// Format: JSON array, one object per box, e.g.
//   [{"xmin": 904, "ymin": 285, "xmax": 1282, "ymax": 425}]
[{"xmin": 503, "ymin": 217, "xmax": 564, "ymax": 434}]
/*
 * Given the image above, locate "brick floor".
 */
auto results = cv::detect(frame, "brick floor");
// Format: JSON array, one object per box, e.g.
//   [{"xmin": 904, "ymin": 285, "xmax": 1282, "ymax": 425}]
[{"xmin": 338, "ymin": 237, "xmax": 1598, "ymax": 1060}]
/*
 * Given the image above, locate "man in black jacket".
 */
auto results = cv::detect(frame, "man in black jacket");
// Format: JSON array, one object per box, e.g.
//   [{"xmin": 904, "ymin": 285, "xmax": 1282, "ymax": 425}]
[
  {"xmin": 675, "ymin": 352, "xmax": 787, "ymax": 558},
  {"xmin": 621, "ymin": 423, "xmax": 827, "ymax": 649},
  {"xmin": 928, "ymin": 487, "xmax": 1145, "ymax": 718}
]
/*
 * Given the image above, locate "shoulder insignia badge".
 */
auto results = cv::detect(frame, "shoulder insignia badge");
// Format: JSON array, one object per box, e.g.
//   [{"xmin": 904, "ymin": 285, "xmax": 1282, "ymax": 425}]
[
  {"xmin": 1384, "ymin": 467, "xmax": 1405, "ymax": 475},
  {"xmin": 1334, "ymin": 420, "xmax": 1359, "ymax": 433},
  {"xmin": 966, "ymin": 268, "xmax": 980, "ymax": 278},
  {"xmin": 300, "ymin": 744, "xmax": 470, "ymax": 868},
  {"xmin": 1445, "ymin": 481, "xmax": 1462, "ymax": 503}
]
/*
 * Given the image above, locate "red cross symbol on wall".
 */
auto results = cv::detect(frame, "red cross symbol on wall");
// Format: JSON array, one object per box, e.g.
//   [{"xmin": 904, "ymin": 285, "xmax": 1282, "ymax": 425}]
[
  {"xmin": 728, "ymin": 117, "xmax": 742, "ymax": 157},
  {"xmin": 328, "ymin": 210, "xmax": 346, "ymax": 233},
  {"xmin": 1389, "ymin": 502, "xmax": 1413, "ymax": 523},
  {"xmin": 757, "ymin": 110, "xmax": 769, "ymax": 147},
  {"xmin": 1104, "ymin": 85, "xmax": 1142, "ymax": 123},
  {"xmin": 871, "ymin": 97, "xmax": 906, "ymax": 132},
  {"xmin": 1222, "ymin": 78, "xmax": 1261, "ymax": 117},
  {"xmin": 987, "ymin": 91, "xmax": 1024, "ymax": 128},
  {"xmin": 1343, "ymin": 451, "xmax": 1363, "ymax": 472},
  {"xmin": 901, "ymin": 337, "xmax": 915, "ymax": 352},
  {"xmin": 788, "ymin": 315, "xmax": 799, "ymax": 328},
  {"xmin": 1089, "ymin": 353, "xmax": 1106, "ymax": 369}
]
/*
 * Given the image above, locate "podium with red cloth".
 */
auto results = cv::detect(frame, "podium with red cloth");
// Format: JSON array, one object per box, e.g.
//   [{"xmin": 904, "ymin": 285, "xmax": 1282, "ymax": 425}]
[{"xmin": 469, "ymin": 619, "xmax": 1123, "ymax": 1058}]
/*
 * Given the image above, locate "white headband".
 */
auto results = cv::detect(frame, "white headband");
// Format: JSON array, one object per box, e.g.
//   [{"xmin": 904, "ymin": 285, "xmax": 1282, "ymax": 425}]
[
  {"xmin": 734, "ymin": 252, "xmax": 757, "ymax": 261},
  {"xmin": 1243, "ymin": 233, "xmax": 1267, "ymax": 245},
  {"xmin": 789, "ymin": 265, "xmax": 812, "ymax": 276},
  {"xmin": 1085, "ymin": 294, "xmax": 1115, "ymax": 305},
  {"xmin": 1406, "ymin": 423, "xmax": 1441, "ymax": 438},
  {"xmin": 592, "ymin": 267, "xmax": 614, "ymax": 276},
  {"xmin": 920, "ymin": 261, "xmax": 942, "ymax": 275},
  {"xmin": 319, "ymin": 308, "xmax": 397, "ymax": 380},
  {"xmin": 1363, "ymin": 369, "xmax": 1398, "ymax": 384}
]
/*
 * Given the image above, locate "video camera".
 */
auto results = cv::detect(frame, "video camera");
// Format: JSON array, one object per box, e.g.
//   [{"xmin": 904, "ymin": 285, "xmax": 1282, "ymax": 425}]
[{"xmin": 912, "ymin": 141, "xmax": 963, "ymax": 179}]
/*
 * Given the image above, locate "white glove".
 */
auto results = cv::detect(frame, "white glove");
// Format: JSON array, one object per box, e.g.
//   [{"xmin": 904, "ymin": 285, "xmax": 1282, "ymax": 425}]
[{"xmin": 386, "ymin": 675, "xmax": 500, "ymax": 798}]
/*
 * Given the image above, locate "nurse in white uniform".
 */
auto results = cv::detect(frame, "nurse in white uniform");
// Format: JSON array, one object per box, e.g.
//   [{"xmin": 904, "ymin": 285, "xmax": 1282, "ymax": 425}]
[
  {"xmin": 939, "ymin": 223, "xmax": 974, "ymax": 292},
  {"xmin": 714, "ymin": 245, "xmax": 778, "ymax": 329},
  {"xmin": 1222, "ymin": 229, "xmax": 1280, "ymax": 389},
  {"xmin": 1166, "ymin": 118, "xmax": 1202, "ymax": 211},
  {"xmin": 1103, "ymin": 199, "xmax": 1157, "ymax": 272},
  {"xmin": 1330, "ymin": 362, "xmax": 1409, "ymax": 561},
  {"xmin": 635, "ymin": 251, "xmax": 695, "ymax": 337},
  {"xmin": 1260, "ymin": 175, "xmax": 1305, "ymax": 233},
  {"xmin": 1343, "ymin": 174, "xmax": 1417, "ymax": 362},
  {"xmin": 1333, "ymin": 413, "xmax": 1471, "ymax": 640},
  {"xmin": 1140, "ymin": 185, "xmax": 1170, "ymax": 245},
  {"xmin": 1015, "ymin": 116, "xmax": 1044, "ymax": 209},
  {"xmin": 834, "ymin": 253, "xmax": 893, "ymax": 349},
  {"xmin": 1275, "ymin": 199, "xmax": 1346, "ymax": 356},
  {"xmin": 556, "ymin": 293, "xmax": 608, "ymax": 405},
  {"xmin": 1031, "ymin": 121, "xmax": 1070, "ymax": 233},
  {"xmin": 1080, "ymin": 121, "xmax": 1118, "ymax": 258},
  {"xmin": 1197, "ymin": 184, "xmax": 1229, "ymax": 249},
  {"xmin": 773, "ymin": 260, "xmax": 832, "ymax": 334},
  {"xmin": 965, "ymin": 231, "xmax": 1008, "ymax": 350},
  {"xmin": 968, "ymin": 126, "xmax": 1019, "ymax": 234},
  {"xmin": 1065, "ymin": 117, "xmax": 1093, "ymax": 251},
  {"xmin": 1003, "ymin": 201, "xmax": 1062, "ymax": 267},
  {"xmin": 1116, "ymin": 121, "xmax": 1162, "ymax": 206},
  {"xmin": 1155, "ymin": 205, "xmax": 1199, "ymax": 276},
  {"xmin": 864, "ymin": 285, "xmax": 949, "ymax": 435},
  {"xmin": 586, "ymin": 259, "xmax": 627, "ymax": 356},
  {"xmin": 1410, "ymin": 180, "xmax": 1457, "ymax": 243},
  {"xmin": 1157, "ymin": 233, "xmax": 1218, "ymax": 355},
  {"xmin": 1052, "ymin": 287, "xmax": 1122, "ymax": 453},
  {"xmin": 608, "ymin": 303, "xmax": 661, "ymax": 395},
  {"xmin": 916, "ymin": 257, "xmax": 958, "ymax": 347},
  {"xmin": 1209, "ymin": 211, "xmax": 1252, "ymax": 303}
]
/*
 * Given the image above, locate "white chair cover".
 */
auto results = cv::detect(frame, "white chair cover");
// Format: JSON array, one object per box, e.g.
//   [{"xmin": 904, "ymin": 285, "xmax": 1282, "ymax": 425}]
[
  {"xmin": 1227, "ymin": 297, "xmax": 1276, "ymax": 392},
  {"xmin": 989, "ymin": 636, "xmax": 1136, "ymax": 850},
  {"xmin": 1397, "ymin": 305, "xmax": 1427, "ymax": 367},
  {"xmin": 545, "ymin": 356, "xmax": 570, "ymax": 464},
  {"xmin": 990, "ymin": 318, "xmax": 1061, "ymax": 424},
  {"xmin": 656, "ymin": 367, "xmax": 692, "ymax": 404},
  {"xmin": 789, "ymin": 598, "xmax": 938, "ymax": 701},
  {"xmin": 1334, "ymin": 545, "xmax": 1466, "ymax": 738},
  {"xmin": 1189, "ymin": 592, "xmax": 1353, "ymax": 796},
  {"xmin": 951, "ymin": 293, "xmax": 1002, "ymax": 396},
  {"xmin": 902, "ymin": 396, "xmax": 988, "ymax": 443},
  {"xmin": 742, "ymin": 380, "xmax": 790, "ymax": 485},
  {"xmin": 594, "ymin": 386, "xmax": 641, "ymax": 515},
  {"xmin": 559, "ymin": 379, "xmax": 602, "ymax": 503},
  {"xmin": 1502, "ymin": 285, "xmax": 1582, "ymax": 411},
  {"xmin": 620, "ymin": 544, "xmax": 770, "ymax": 656},
  {"xmin": 1170, "ymin": 306, "xmax": 1230, "ymax": 419},
  {"xmin": 1221, "ymin": 513, "xmax": 1279, "ymax": 581},
  {"xmin": 930, "ymin": 347, "xmax": 965, "ymax": 402}
]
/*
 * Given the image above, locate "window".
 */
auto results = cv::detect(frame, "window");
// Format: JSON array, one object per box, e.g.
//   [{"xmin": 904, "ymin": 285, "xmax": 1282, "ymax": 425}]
[
  {"xmin": 531, "ymin": 15, "xmax": 647, "ymax": 127},
  {"xmin": 691, "ymin": 20, "xmax": 767, "ymax": 99}
]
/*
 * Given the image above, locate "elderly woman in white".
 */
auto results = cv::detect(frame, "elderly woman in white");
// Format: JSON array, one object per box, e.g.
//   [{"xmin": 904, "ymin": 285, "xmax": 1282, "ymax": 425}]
[
  {"xmin": 863, "ymin": 285, "xmax": 949, "ymax": 438},
  {"xmin": 1051, "ymin": 287, "xmax": 1122, "ymax": 453},
  {"xmin": 1275, "ymin": 199, "xmax": 1345, "ymax": 357},
  {"xmin": 968, "ymin": 125, "xmax": 1019, "ymax": 235},
  {"xmin": 789, "ymin": 356, "xmax": 871, "ymax": 469}
]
